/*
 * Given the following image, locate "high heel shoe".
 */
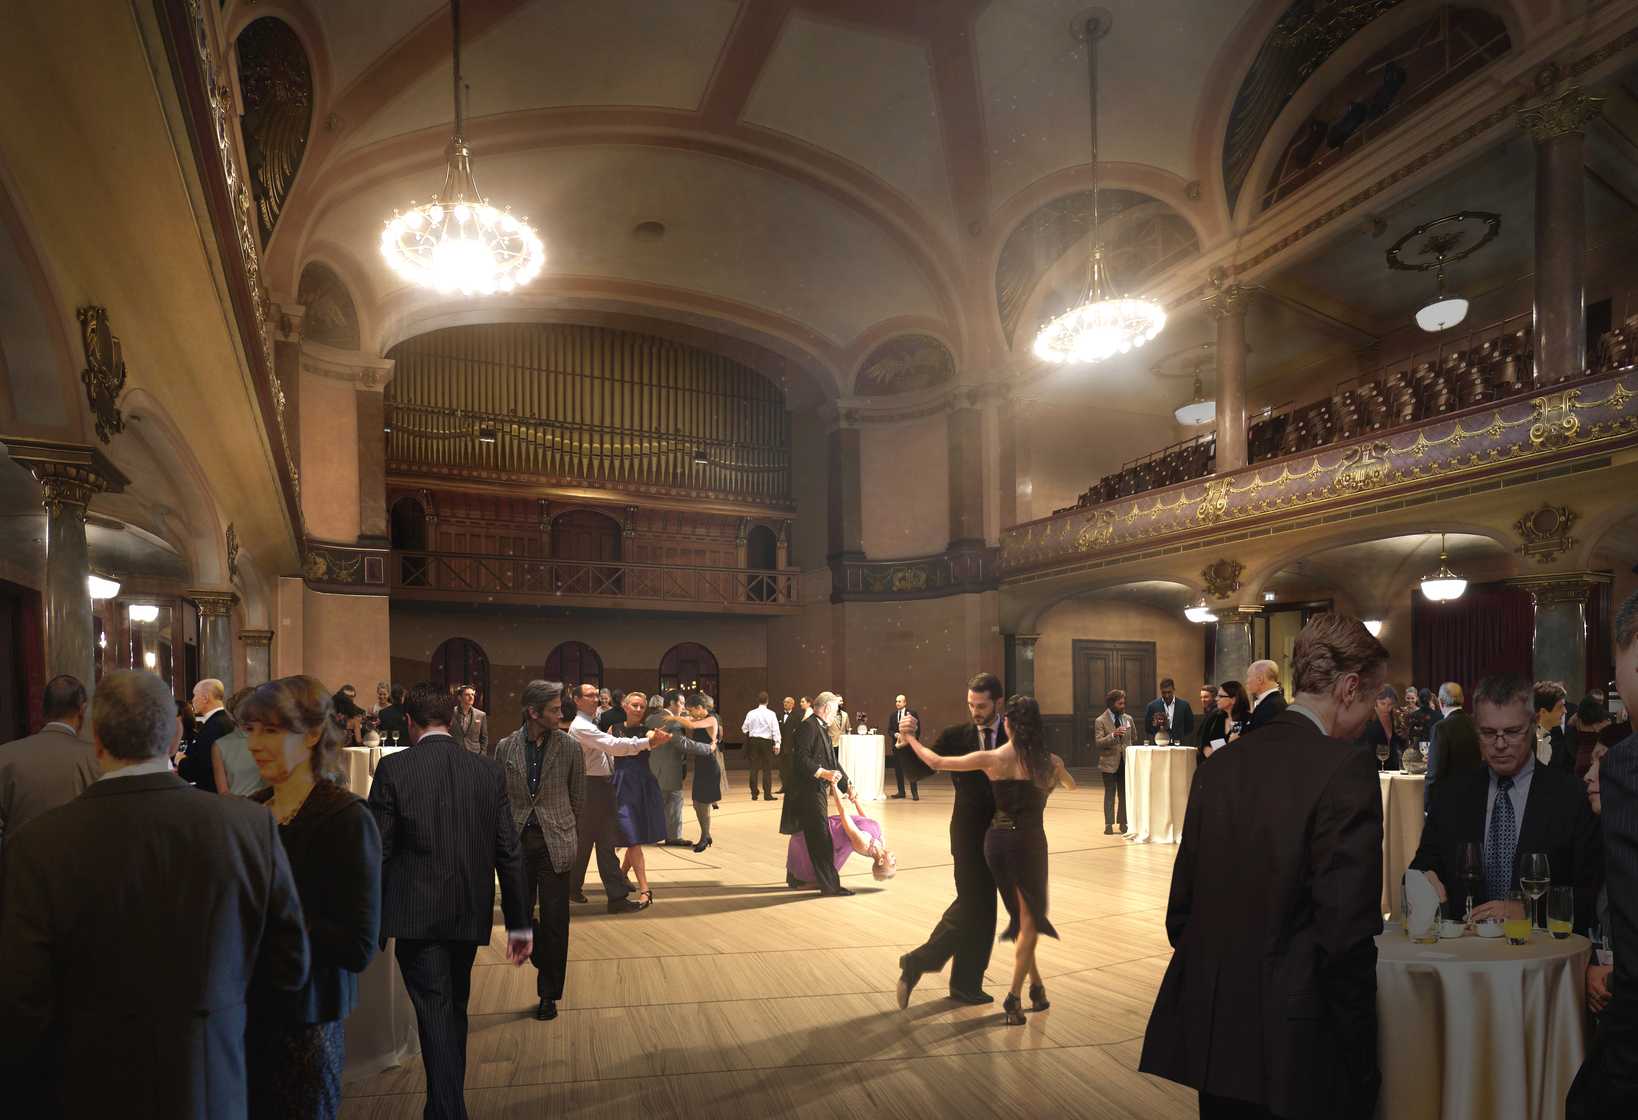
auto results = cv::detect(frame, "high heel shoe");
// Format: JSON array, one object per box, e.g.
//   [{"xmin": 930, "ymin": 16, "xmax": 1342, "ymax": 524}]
[
  {"xmin": 1029, "ymin": 984, "xmax": 1049, "ymax": 1011},
  {"xmin": 692, "ymin": 837, "xmax": 709, "ymax": 852},
  {"xmin": 1002, "ymin": 993, "xmax": 1026, "ymax": 1026}
]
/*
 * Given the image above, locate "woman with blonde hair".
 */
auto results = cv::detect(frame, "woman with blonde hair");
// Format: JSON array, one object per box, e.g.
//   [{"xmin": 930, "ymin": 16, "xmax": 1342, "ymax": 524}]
[
  {"xmin": 611, "ymin": 691, "xmax": 664, "ymax": 908},
  {"xmin": 240, "ymin": 676, "xmax": 382, "ymax": 1118}
]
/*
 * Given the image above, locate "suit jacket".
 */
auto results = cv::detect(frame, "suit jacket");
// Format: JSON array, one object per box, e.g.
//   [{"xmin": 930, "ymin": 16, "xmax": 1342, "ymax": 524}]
[
  {"xmin": 0, "ymin": 724, "xmax": 99, "ymax": 846},
  {"xmin": 1095, "ymin": 709, "xmax": 1136, "ymax": 773},
  {"xmin": 1247, "ymin": 690, "xmax": 1288, "ymax": 732},
  {"xmin": 368, "ymin": 733, "xmax": 529, "ymax": 943},
  {"xmin": 1409, "ymin": 759, "xmax": 1600, "ymax": 930},
  {"xmin": 1424, "ymin": 710, "xmax": 1482, "ymax": 809},
  {"xmin": 1140, "ymin": 711, "xmax": 1383, "ymax": 1120},
  {"xmin": 493, "ymin": 726, "xmax": 586, "ymax": 873},
  {"xmin": 900, "ymin": 720, "xmax": 1003, "ymax": 832},
  {"xmin": 179, "ymin": 708, "xmax": 234, "ymax": 792},
  {"xmin": 779, "ymin": 715, "xmax": 849, "ymax": 836},
  {"xmin": 889, "ymin": 707, "xmax": 918, "ymax": 745},
  {"xmin": 1537, "ymin": 723, "xmax": 1573, "ymax": 774},
  {"xmin": 452, "ymin": 706, "xmax": 489, "ymax": 757},
  {"xmin": 376, "ymin": 704, "xmax": 409, "ymax": 742},
  {"xmin": 645, "ymin": 712, "xmax": 713, "ymax": 791},
  {"xmin": 0, "ymin": 771, "xmax": 309, "ymax": 1119},
  {"xmin": 1144, "ymin": 698, "xmax": 1196, "ymax": 740}
]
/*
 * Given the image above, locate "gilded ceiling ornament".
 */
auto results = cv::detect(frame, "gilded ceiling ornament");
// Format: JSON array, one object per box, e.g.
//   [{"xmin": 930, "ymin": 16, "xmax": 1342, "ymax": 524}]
[
  {"xmin": 1514, "ymin": 503, "xmax": 1579, "ymax": 565},
  {"xmin": 853, "ymin": 334, "xmax": 956, "ymax": 396},
  {"xmin": 1196, "ymin": 478, "xmax": 1233, "ymax": 524},
  {"xmin": 225, "ymin": 522, "xmax": 240, "ymax": 583},
  {"xmin": 1202, "ymin": 282, "xmax": 1254, "ymax": 319},
  {"xmin": 1533, "ymin": 62, "xmax": 1562, "ymax": 95},
  {"xmin": 297, "ymin": 262, "xmax": 361, "ymax": 349},
  {"xmin": 1201, "ymin": 558, "xmax": 1245, "ymax": 601},
  {"xmin": 1333, "ymin": 441, "xmax": 1392, "ymax": 492},
  {"xmin": 235, "ymin": 17, "xmax": 313, "ymax": 245},
  {"xmin": 189, "ymin": 590, "xmax": 238, "ymax": 619},
  {"xmin": 1529, "ymin": 390, "xmax": 1581, "ymax": 452},
  {"xmin": 76, "ymin": 307, "xmax": 127, "ymax": 444},
  {"xmin": 1076, "ymin": 510, "xmax": 1114, "ymax": 552},
  {"xmin": 1185, "ymin": 180, "xmax": 1204, "ymax": 201},
  {"xmin": 1517, "ymin": 87, "xmax": 1605, "ymax": 143},
  {"xmin": 302, "ymin": 549, "xmax": 361, "ymax": 584}
]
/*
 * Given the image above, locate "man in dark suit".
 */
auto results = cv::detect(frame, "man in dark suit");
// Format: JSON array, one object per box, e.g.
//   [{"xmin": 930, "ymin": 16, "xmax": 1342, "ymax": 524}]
[
  {"xmin": 0, "ymin": 674, "xmax": 99, "ymax": 847},
  {"xmin": 1532, "ymin": 680, "xmax": 1573, "ymax": 773},
  {"xmin": 376, "ymin": 684, "xmax": 409, "ymax": 744},
  {"xmin": 1411, "ymin": 671, "xmax": 1600, "ymax": 930},
  {"xmin": 1144, "ymin": 678, "xmax": 1196, "ymax": 744},
  {"xmin": 1568, "ymin": 590, "xmax": 1638, "ymax": 1116},
  {"xmin": 895, "ymin": 672, "xmax": 1005, "ymax": 1008},
  {"xmin": 888, "ymin": 694, "xmax": 920, "ymax": 800},
  {"xmin": 177, "ymin": 677, "xmax": 234, "ymax": 792},
  {"xmin": 1245, "ymin": 660, "xmax": 1289, "ymax": 732},
  {"xmin": 368, "ymin": 681, "xmax": 531, "ymax": 1120},
  {"xmin": 775, "ymin": 695, "xmax": 799, "ymax": 793},
  {"xmin": 0, "ymin": 669, "xmax": 309, "ymax": 1118},
  {"xmin": 493, "ymin": 681, "xmax": 585, "ymax": 1022},
  {"xmin": 1141, "ymin": 615, "xmax": 1387, "ymax": 1120},
  {"xmin": 1424, "ymin": 682, "xmax": 1481, "ymax": 809},
  {"xmin": 779, "ymin": 691, "xmax": 853, "ymax": 896}
]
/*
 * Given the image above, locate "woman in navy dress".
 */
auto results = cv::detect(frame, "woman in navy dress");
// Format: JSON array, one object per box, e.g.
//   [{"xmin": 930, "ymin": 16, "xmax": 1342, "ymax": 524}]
[
  {"xmin": 609, "ymin": 691, "xmax": 665, "ymax": 907},
  {"xmin": 904, "ymin": 695, "xmax": 1073, "ymax": 1027}
]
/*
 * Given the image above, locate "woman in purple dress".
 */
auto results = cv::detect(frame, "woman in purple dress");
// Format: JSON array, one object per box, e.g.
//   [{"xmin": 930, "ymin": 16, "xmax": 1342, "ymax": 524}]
[{"xmin": 786, "ymin": 779, "xmax": 896, "ymax": 888}]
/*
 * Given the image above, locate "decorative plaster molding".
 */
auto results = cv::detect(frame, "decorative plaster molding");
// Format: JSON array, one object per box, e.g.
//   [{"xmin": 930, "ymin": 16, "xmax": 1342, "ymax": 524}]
[
  {"xmin": 1514, "ymin": 503, "xmax": 1579, "ymax": 565},
  {"xmin": 1202, "ymin": 558, "xmax": 1245, "ymax": 601},
  {"xmin": 1517, "ymin": 86, "xmax": 1605, "ymax": 143},
  {"xmin": 237, "ymin": 628, "xmax": 274, "ymax": 648},
  {"xmin": 188, "ymin": 588, "xmax": 239, "ymax": 618},
  {"xmin": 299, "ymin": 341, "xmax": 395, "ymax": 390},
  {"xmin": 76, "ymin": 307, "xmax": 127, "ymax": 444},
  {"xmin": 1505, "ymin": 570, "xmax": 1611, "ymax": 609},
  {"xmin": 1203, "ymin": 282, "xmax": 1255, "ymax": 319},
  {"xmin": 3, "ymin": 437, "xmax": 129, "ymax": 518}
]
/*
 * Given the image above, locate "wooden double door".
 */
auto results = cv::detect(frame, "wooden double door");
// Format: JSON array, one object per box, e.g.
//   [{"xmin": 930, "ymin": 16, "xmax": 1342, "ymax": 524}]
[{"xmin": 1071, "ymin": 639, "xmax": 1156, "ymax": 767}]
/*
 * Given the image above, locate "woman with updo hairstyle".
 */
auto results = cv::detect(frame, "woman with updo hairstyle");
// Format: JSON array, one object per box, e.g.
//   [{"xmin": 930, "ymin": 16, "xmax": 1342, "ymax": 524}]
[{"xmin": 239, "ymin": 675, "xmax": 382, "ymax": 1120}]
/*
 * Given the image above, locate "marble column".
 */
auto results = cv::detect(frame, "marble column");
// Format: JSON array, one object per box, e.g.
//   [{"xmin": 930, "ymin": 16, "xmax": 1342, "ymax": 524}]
[
  {"xmin": 1204, "ymin": 283, "xmax": 1253, "ymax": 474},
  {"xmin": 5, "ymin": 440, "xmax": 128, "ymax": 695},
  {"xmin": 999, "ymin": 398, "xmax": 1035, "ymax": 527},
  {"xmin": 947, "ymin": 406, "xmax": 985, "ymax": 550},
  {"xmin": 1507, "ymin": 572, "xmax": 1612, "ymax": 701},
  {"xmin": 189, "ymin": 590, "xmax": 239, "ymax": 689},
  {"xmin": 1213, "ymin": 607, "xmax": 1262, "ymax": 686},
  {"xmin": 1519, "ymin": 88, "xmax": 1604, "ymax": 383},
  {"xmin": 1007, "ymin": 633, "xmax": 1041, "ymax": 700},
  {"xmin": 239, "ymin": 629, "xmax": 274, "ymax": 687}
]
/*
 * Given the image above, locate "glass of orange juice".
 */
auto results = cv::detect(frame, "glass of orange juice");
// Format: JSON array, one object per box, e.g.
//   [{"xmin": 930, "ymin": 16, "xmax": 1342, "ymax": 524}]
[
  {"xmin": 1503, "ymin": 890, "xmax": 1531, "ymax": 945},
  {"xmin": 1547, "ymin": 886, "xmax": 1574, "ymax": 940}
]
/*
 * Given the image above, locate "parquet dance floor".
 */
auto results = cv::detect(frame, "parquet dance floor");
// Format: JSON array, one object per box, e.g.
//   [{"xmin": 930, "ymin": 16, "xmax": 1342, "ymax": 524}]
[{"xmin": 340, "ymin": 772, "xmax": 1196, "ymax": 1119}]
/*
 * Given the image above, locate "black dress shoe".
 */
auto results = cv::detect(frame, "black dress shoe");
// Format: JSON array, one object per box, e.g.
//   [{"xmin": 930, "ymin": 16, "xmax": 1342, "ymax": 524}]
[
  {"xmin": 820, "ymin": 886, "xmax": 856, "ymax": 897},
  {"xmin": 570, "ymin": 892, "xmax": 589, "ymax": 904},
  {"xmin": 607, "ymin": 898, "xmax": 646, "ymax": 914},
  {"xmin": 911, "ymin": 795, "xmax": 919, "ymax": 801},
  {"xmin": 536, "ymin": 998, "xmax": 558, "ymax": 1021},
  {"xmin": 948, "ymin": 989, "xmax": 994, "ymax": 1005},
  {"xmin": 889, "ymin": 793, "xmax": 906, "ymax": 799},
  {"xmin": 1103, "ymin": 825, "xmax": 1115, "ymax": 835},
  {"xmin": 692, "ymin": 838, "xmax": 709, "ymax": 852},
  {"xmin": 896, "ymin": 954, "xmax": 923, "ymax": 1010}
]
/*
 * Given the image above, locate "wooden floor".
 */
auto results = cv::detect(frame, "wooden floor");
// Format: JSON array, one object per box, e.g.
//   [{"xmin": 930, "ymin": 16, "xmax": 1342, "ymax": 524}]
[{"xmin": 339, "ymin": 772, "xmax": 1196, "ymax": 1120}]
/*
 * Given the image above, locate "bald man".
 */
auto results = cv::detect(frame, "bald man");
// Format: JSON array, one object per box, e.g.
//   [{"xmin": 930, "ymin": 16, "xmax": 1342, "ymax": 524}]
[
  {"xmin": 179, "ymin": 678, "xmax": 234, "ymax": 792},
  {"xmin": 1245, "ymin": 660, "xmax": 1288, "ymax": 733}
]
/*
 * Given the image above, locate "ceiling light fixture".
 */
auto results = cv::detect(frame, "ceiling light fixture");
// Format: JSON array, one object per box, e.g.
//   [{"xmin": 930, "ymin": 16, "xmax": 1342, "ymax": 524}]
[
  {"xmin": 1033, "ymin": 12, "xmax": 1165, "ymax": 365},
  {"xmin": 1174, "ymin": 374, "xmax": 1215, "ymax": 425},
  {"xmin": 693, "ymin": 447, "xmax": 710, "ymax": 465},
  {"xmin": 380, "ymin": 0, "xmax": 542, "ymax": 296},
  {"xmin": 1418, "ymin": 534, "xmax": 1468, "ymax": 602},
  {"xmin": 1386, "ymin": 211, "xmax": 1500, "ymax": 334},
  {"xmin": 1184, "ymin": 599, "xmax": 1218, "ymax": 624},
  {"xmin": 477, "ymin": 426, "xmax": 498, "ymax": 444},
  {"xmin": 128, "ymin": 604, "xmax": 160, "ymax": 623},
  {"xmin": 88, "ymin": 572, "xmax": 121, "ymax": 600},
  {"xmin": 1363, "ymin": 619, "xmax": 1383, "ymax": 637}
]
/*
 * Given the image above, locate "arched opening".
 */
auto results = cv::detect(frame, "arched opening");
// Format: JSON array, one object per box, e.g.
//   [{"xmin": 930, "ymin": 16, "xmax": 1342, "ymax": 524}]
[
  {"xmin": 431, "ymin": 637, "xmax": 489, "ymax": 711},
  {"xmin": 659, "ymin": 642, "xmax": 719, "ymax": 700},
  {"xmin": 544, "ymin": 641, "xmax": 603, "ymax": 692},
  {"xmin": 552, "ymin": 509, "xmax": 623, "ymax": 595}
]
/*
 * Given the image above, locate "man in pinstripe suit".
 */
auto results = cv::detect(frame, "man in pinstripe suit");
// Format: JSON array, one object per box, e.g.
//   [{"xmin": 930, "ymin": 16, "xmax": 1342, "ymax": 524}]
[
  {"xmin": 493, "ymin": 680, "xmax": 586, "ymax": 1022},
  {"xmin": 369, "ymin": 682, "xmax": 531, "ymax": 1120},
  {"xmin": 1569, "ymin": 592, "xmax": 1638, "ymax": 1117}
]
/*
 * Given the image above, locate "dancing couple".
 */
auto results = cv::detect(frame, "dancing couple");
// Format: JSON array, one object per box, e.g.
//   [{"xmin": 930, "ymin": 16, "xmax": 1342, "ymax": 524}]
[{"xmin": 896, "ymin": 673, "xmax": 1073, "ymax": 1026}]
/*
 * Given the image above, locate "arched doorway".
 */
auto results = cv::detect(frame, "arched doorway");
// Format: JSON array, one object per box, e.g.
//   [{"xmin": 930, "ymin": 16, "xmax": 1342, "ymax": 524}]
[
  {"xmin": 431, "ymin": 637, "xmax": 489, "ymax": 710},
  {"xmin": 390, "ymin": 496, "xmax": 429, "ymax": 587},
  {"xmin": 552, "ymin": 509, "xmax": 623, "ymax": 594},
  {"xmin": 544, "ymin": 641, "xmax": 603, "ymax": 692},
  {"xmin": 659, "ymin": 642, "xmax": 719, "ymax": 700},
  {"xmin": 746, "ymin": 524, "xmax": 777, "ymax": 602}
]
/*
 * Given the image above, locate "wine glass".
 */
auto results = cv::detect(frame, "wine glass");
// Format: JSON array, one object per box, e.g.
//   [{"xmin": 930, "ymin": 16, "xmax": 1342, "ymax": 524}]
[
  {"xmin": 1375, "ymin": 740, "xmax": 1389, "ymax": 769},
  {"xmin": 1520, "ymin": 852, "xmax": 1551, "ymax": 931},
  {"xmin": 1457, "ymin": 842, "xmax": 1484, "ymax": 924}
]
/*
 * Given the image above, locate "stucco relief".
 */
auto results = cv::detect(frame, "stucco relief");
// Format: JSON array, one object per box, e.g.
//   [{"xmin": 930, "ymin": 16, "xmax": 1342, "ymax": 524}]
[{"xmin": 853, "ymin": 334, "xmax": 956, "ymax": 396}]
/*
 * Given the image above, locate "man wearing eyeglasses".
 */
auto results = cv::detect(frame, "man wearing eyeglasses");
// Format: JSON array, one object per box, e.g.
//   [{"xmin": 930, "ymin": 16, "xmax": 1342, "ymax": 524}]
[{"xmin": 1410, "ymin": 670, "xmax": 1598, "ymax": 929}]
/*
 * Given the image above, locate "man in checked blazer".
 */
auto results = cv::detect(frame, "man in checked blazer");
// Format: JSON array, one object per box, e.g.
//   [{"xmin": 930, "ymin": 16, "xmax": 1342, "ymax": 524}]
[
  {"xmin": 368, "ymin": 681, "xmax": 531, "ymax": 1120},
  {"xmin": 492, "ymin": 680, "xmax": 586, "ymax": 1021},
  {"xmin": 452, "ymin": 685, "xmax": 488, "ymax": 757}
]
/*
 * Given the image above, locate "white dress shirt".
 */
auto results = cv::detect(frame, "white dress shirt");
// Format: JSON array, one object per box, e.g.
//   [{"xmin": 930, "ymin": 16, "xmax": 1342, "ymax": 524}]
[
  {"xmin": 741, "ymin": 705, "xmax": 781, "ymax": 745},
  {"xmin": 43, "ymin": 721, "xmax": 80, "ymax": 737},
  {"xmin": 569, "ymin": 710, "xmax": 650, "ymax": 778},
  {"xmin": 98, "ymin": 757, "xmax": 175, "ymax": 782},
  {"xmin": 1253, "ymin": 687, "xmax": 1280, "ymax": 709},
  {"xmin": 1285, "ymin": 702, "xmax": 1329, "ymax": 737}
]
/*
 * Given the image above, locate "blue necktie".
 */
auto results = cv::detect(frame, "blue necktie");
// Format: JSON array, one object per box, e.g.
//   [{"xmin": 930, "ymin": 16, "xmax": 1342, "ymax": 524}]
[{"xmin": 1485, "ymin": 775, "xmax": 1516, "ymax": 902}]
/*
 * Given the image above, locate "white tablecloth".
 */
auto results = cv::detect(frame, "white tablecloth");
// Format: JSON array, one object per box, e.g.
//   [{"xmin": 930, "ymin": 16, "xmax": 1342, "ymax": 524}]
[
  {"xmin": 836, "ymin": 734, "xmax": 886, "ymax": 800},
  {"xmin": 1379, "ymin": 772, "xmax": 1426, "ymax": 921},
  {"xmin": 339, "ymin": 745, "xmax": 406, "ymax": 798},
  {"xmin": 341, "ymin": 938, "xmax": 421, "ymax": 1084},
  {"xmin": 1123, "ymin": 746, "xmax": 1196, "ymax": 843},
  {"xmin": 1375, "ymin": 928, "xmax": 1590, "ymax": 1120}
]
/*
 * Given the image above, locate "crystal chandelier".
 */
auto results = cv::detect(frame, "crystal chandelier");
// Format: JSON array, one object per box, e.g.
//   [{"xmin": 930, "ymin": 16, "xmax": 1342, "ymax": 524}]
[
  {"xmin": 1418, "ymin": 534, "xmax": 1468, "ymax": 602},
  {"xmin": 380, "ymin": 0, "xmax": 542, "ymax": 296},
  {"xmin": 1034, "ymin": 14, "xmax": 1165, "ymax": 364}
]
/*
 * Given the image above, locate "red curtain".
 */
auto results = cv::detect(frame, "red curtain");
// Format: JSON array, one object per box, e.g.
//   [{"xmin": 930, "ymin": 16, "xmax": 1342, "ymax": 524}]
[
  {"xmin": 21, "ymin": 590, "xmax": 45, "ymax": 736},
  {"xmin": 1414, "ymin": 583, "xmax": 1533, "ymax": 695}
]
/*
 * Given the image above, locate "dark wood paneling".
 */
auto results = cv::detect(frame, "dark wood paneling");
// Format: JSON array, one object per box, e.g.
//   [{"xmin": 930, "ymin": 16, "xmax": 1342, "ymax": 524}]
[{"xmin": 1071, "ymin": 639, "xmax": 1156, "ymax": 768}]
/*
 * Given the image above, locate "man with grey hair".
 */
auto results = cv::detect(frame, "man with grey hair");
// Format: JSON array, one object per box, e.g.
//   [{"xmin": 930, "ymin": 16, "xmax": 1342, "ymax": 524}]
[
  {"xmin": 779, "ymin": 692, "xmax": 854, "ymax": 896},
  {"xmin": 1244, "ymin": 660, "xmax": 1287, "ymax": 732},
  {"xmin": 0, "ymin": 669, "xmax": 309, "ymax": 1116},
  {"xmin": 565, "ymin": 682, "xmax": 671, "ymax": 912},
  {"xmin": 179, "ymin": 676, "xmax": 233, "ymax": 791},
  {"xmin": 1425, "ymin": 681, "xmax": 1480, "ymax": 809}
]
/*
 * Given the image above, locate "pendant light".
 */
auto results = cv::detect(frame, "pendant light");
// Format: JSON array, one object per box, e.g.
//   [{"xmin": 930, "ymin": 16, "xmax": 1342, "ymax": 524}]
[
  {"xmin": 1033, "ymin": 13, "xmax": 1165, "ymax": 364},
  {"xmin": 1174, "ymin": 375, "xmax": 1215, "ymax": 425},
  {"xmin": 88, "ymin": 571, "xmax": 121, "ymax": 600},
  {"xmin": 1184, "ymin": 599, "xmax": 1218, "ymax": 624},
  {"xmin": 380, "ymin": 0, "xmax": 542, "ymax": 295},
  {"xmin": 1385, "ymin": 211, "xmax": 1500, "ymax": 334},
  {"xmin": 1418, "ymin": 534, "xmax": 1468, "ymax": 602},
  {"xmin": 1414, "ymin": 264, "xmax": 1468, "ymax": 332}
]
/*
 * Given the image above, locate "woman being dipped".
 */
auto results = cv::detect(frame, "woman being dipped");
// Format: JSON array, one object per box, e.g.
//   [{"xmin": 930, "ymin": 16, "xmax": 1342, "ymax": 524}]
[
  {"xmin": 241, "ymin": 676, "xmax": 382, "ymax": 1119},
  {"xmin": 903, "ymin": 695, "xmax": 1074, "ymax": 1026},
  {"xmin": 786, "ymin": 778, "xmax": 897, "ymax": 888}
]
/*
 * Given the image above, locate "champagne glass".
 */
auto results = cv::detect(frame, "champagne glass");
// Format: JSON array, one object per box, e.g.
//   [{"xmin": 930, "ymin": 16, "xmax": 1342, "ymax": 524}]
[
  {"xmin": 1520, "ymin": 853, "xmax": 1551, "ymax": 931},
  {"xmin": 1502, "ymin": 890, "xmax": 1531, "ymax": 945},
  {"xmin": 1546, "ymin": 886, "xmax": 1574, "ymax": 939},
  {"xmin": 1376, "ymin": 740, "xmax": 1389, "ymax": 769},
  {"xmin": 1457, "ymin": 843, "xmax": 1484, "ymax": 924}
]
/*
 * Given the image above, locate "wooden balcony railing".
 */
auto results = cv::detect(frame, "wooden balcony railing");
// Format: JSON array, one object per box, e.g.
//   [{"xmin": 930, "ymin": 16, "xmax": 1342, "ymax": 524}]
[{"xmin": 389, "ymin": 550, "xmax": 803, "ymax": 611}]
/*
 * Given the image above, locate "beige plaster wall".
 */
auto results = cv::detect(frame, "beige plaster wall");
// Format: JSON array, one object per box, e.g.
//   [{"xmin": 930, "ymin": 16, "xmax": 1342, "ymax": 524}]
[
  {"xmin": 1033, "ymin": 599, "xmax": 1204, "ymax": 715},
  {"xmin": 859, "ymin": 416, "xmax": 949, "ymax": 559},
  {"xmin": 789, "ymin": 409, "xmax": 828, "ymax": 570},
  {"xmin": 300, "ymin": 587, "xmax": 390, "ymax": 702},
  {"xmin": 298, "ymin": 376, "xmax": 360, "ymax": 543},
  {"xmin": 1027, "ymin": 404, "xmax": 1177, "ymax": 522}
]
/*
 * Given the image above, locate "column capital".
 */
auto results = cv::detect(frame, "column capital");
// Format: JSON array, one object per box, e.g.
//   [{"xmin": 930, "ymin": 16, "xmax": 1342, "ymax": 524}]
[
  {"xmin": 237, "ymin": 628, "xmax": 274, "ymax": 648},
  {"xmin": 1504, "ymin": 570, "xmax": 1610, "ymax": 609},
  {"xmin": 188, "ymin": 589, "xmax": 240, "ymax": 618},
  {"xmin": 1203, "ymin": 282, "xmax": 1255, "ymax": 319},
  {"xmin": 1212, "ymin": 605, "xmax": 1264, "ymax": 624},
  {"xmin": 1012, "ymin": 633, "xmax": 1041, "ymax": 649},
  {"xmin": 4, "ymin": 437, "xmax": 130, "ymax": 518},
  {"xmin": 1517, "ymin": 86, "xmax": 1605, "ymax": 143}
]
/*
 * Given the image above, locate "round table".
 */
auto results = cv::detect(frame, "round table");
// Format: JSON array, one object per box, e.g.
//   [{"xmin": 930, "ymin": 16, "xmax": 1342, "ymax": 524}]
[
  {"xmin": 1122, "ymin": 745, "xmax": 1196, "ymax": 843},
  {"xmin": 836, "ymin": 734, "xmax": 886, "ymax": 800},
  {"xmin": 339, "ymin": 745, "xmax": 406, "ymax": 798},
  {"xmin": 342, "ymin": 939, "xmax": 421, "ymax": 1084},
  {"xmin": 1378, "ymin": 771, "xmax": 1426, "ymax": 921},
  {"xmin": 1374, "ymin": 927, "xmax": 1590, "ymax": 1120}
]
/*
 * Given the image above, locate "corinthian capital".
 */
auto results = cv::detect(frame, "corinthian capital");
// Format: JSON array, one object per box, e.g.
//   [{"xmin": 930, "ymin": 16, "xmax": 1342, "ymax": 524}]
[
  {"xmin": 1203, "ymin": 282, "xmax": 1255, "ymax": 319},
  {"xmin": 1517, "ymin": 86, "xmax": 1605, "ymax": 143},
  {"xmin": 3, "ymin": 437, "xmax": 129, "ymax": 518}
]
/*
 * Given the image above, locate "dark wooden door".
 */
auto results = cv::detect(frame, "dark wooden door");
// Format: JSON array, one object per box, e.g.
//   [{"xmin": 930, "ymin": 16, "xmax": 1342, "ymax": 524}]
[
  {"xmin": 552, "ymin": 510, "xmax": 623, "ymax": 595},
  {"xmin": 1071, "ymin": 639, "xmax": 1156, "ymax": 767}
]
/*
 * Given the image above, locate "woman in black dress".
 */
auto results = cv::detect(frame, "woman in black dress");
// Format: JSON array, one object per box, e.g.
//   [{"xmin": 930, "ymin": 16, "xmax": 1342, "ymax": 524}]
[
  {"xmin": 1355, "ymin": 683, "xmax": 1408, "ymax": 769},
  {"xmin": 686, "ymin": 694, "xmax": 722, "ymax": 851},
  {"xmin": 1196, "ymin": 680, "xmax": 1251, "ymax": 761},
  {"xmin": 903, "ymin": 695, "xmax": 1074, "ymax": 1027},
  {"xmin": 241, "ymin": 676, "xmax": 382, "ymax": 1120}
]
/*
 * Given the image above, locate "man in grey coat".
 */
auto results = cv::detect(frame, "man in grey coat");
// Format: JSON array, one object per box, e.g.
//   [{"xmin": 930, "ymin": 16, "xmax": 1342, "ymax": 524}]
[
  {"xmin": 646, "ymin": 690, "xmax": 712, "ymax": 846},
  {"xmin": 0, "ymin": 675, "xmax": 99, "ymax": 847},
  {"xmin": 452, "ymin": 686, "xmax": 488, "ymax": 757}
]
